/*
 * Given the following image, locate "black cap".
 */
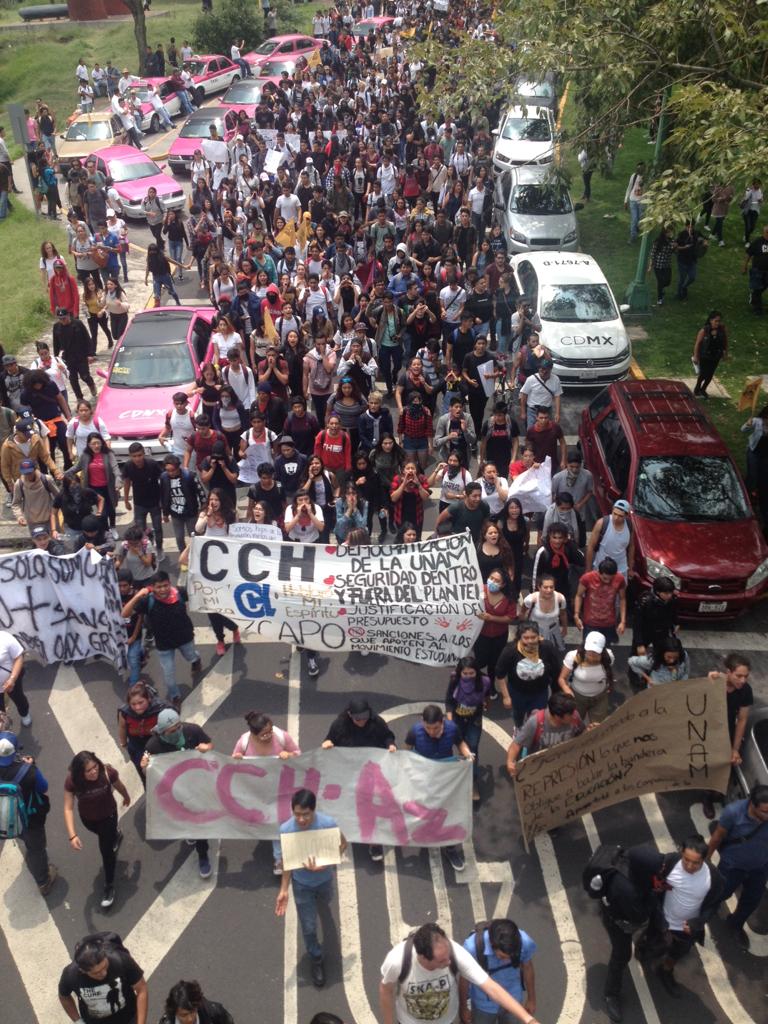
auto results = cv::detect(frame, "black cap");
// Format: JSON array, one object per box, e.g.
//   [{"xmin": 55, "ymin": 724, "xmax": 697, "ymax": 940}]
[{"xmin": 348, "ymin": 698, "xmax": 372, "ymax": 721}]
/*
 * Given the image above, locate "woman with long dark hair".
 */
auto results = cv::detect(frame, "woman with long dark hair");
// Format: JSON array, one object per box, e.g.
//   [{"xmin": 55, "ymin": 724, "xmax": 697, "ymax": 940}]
[
  {"xmin": 63, "ymin": 750, "xmax": 131, "ymax": 908},
  {"xmin": 103, "ymin": 277, "xmax": 130, "ymax": 342},
  {"xmin": 192, "ymin": 488, "xmax": 240, "ymax": 656},
  {"xmin": 145, "ymin": 242, "xmax": 181, "ymax": 306},
  {"xmin": 72, "ymin": 431, "xmax": 121, "ymax": 532},
  {"xmin": 473, "ymin": 567, "xmax": 518, "ymax": 700},
  {"xmin": 445, "ymin": 655, "xmax": 491, "ymax": 802},
  {"xmin": 692, "ymin": 309, "xmax": 728, "ymax": 399},
  {"xmin": 117, "ymin": 680, "xmax": 169, "ymax": 781},
  {"xmin": 158, "ymin": 980, "xmax": 234, "ymax": 1024}
]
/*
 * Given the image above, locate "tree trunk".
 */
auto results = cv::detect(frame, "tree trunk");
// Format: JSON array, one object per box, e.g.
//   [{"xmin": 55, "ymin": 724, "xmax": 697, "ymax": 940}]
[{"xmin": 122, "ymin": 0, "xmax": 148, "ymax": 75}]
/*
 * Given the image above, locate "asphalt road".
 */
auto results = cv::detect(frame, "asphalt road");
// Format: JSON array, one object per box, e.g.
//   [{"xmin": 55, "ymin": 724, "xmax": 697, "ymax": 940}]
[{"xmin": 4, "ymin": 117, "xmax": 768, "ymax": 1024}]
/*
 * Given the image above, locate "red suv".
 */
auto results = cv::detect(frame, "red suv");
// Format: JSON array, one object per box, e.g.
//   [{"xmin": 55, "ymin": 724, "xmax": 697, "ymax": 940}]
[{"xmin": 578, "ymin": 379, "xmax": 768, "ymax": 618}]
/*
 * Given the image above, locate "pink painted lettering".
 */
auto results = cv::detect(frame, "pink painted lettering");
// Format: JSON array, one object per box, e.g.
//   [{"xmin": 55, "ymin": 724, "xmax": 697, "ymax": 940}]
[
  {"xmin": 403, "ymin": 801, "xmax": 467, "ymax": 844},
  {"xmin": 355, "ymin": 761, "xmax": 408, "ymax": 844},
  {"xmin": 216, "ymin": 762, "xmax": 269, "ymax": 824},
  {"xmin": 277, "ymin": 763, "xmax": 321, "ymax": 823},
  {"xmin": 155, "ymin": 758, "xmax": 225, "ymax": 824}
]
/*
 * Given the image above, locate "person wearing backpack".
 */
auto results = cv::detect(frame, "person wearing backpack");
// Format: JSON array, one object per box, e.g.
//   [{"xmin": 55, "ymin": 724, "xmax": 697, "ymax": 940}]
[
  {"xmin": 460, "ymin": 918, "xmax": 537, "ymax": 1024},
  {"xmin": 505, "ymin": 693, "xmax": 585, "ymax": 777},
  {"xmin": 11, "ymin": 457, "xmax": 60, "ymax": 536},
  {"xmin": 0, "ymin": 731, "xmax": 56, "ymax": 893},
  {"xmin": 158, "ymin": 979, "xmax": 234, "ymax": 1024},
  {"xmin": 585, "ymin": 499, "xmax": 634, "ymax": 578},
  {"xmin": 0, "ymin": 629, "xmax": 32, "ymax": 727},
  {"xmin": 121, "ymin": 573, "xmax": 201, "ymax": 708},
  {"xmin": 379, "ymin": 921, "xmax": 539, "ymax": 1024},
  {"xmin": 63, "ymin": 750, "xmax": 131, "ymax": 909},
  {"xmin": 58, "ymin": 932, "xmax": 148, "ymax": 1024}
]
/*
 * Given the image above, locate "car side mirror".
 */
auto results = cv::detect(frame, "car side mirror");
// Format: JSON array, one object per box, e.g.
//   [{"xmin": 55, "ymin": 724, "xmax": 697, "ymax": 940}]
[
  {"xmin": 574, "ymin": 202, "xmax": 584, "ymax": 212},
  {"xmin": 619, "ymin": 303, "xmax": 631, "ymax": 314},
  {"xmin": 96, "ymin": 368, "xmax": 108, "ymax": 379},
  {"xmin": 494, "ymin": 202, "xmax": 504, "ymax": 211},
  {"xmin": 491, "ymin": 128, "xmax": 499, "ymax": 136}
]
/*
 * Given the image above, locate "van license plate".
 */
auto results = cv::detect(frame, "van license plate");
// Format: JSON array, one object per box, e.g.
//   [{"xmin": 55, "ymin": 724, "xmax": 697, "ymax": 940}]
[
  {"xmin": 698, "ymin": 601, "xmax": 727, "ymax": 612},
  {"xmin": 579, "ymin": 369, "xmax": 599, "ymax": 379}
]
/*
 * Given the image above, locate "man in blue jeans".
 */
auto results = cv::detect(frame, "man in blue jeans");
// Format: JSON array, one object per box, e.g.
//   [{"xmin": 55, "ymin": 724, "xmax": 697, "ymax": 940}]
[
  {"xmin": 121, "ymin": 572, "xmax": 201, "ymax": 708},
  {"xmin": 274, "ymin": 788, "xmax": 347, "ymax": 989}
]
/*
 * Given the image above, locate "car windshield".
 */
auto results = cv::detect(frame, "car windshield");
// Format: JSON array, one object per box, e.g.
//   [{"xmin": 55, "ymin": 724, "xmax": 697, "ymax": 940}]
[
  {"xmin": 108, "ymin": 159, "xmax": 160, "ymax": 182},
  {"xmin": 109, "ymin": 340, "xmax": 195, "ymax": 388},
  {"xmin": 65, "ymin": 121, "xmax": 112, "ymax": 141},
  {"xmin": 518, "ymin": 80, "xmax": 555, "ymax": 100},
  {"xmin": 224, "ymin": 82, "xmax": 263, "ymax": 103},
  {"xmin": 511, "ymin": 185, "xmax": 572, "ymax": 215},
  {"xmin": 185, "ymin": 60, "xmax": 207, "ymax": 76},
  {"xmin": 540, "ymin": 283, "xmax": 617, "ymax": 322},
  {"xmin": 254, "ymin": 40, "xmax": 278, "ymax": 54},
  {"xmin": 501, "ymin": 117, "xmax": 551, "ymax": 142},
  {"xmin": 259, "ymin": 60, "xmax": 294, "ymax": 76},
  {"xmin": 179, "ymin": 118, "xmax": 224, "ymax": 139},
  {"xmin": 634, "ymin": 456, "xmax": 749, "ymax": 522},
  {"xmin": 129, "ymin": 87, "xmax": 153, "ymax": 102}
]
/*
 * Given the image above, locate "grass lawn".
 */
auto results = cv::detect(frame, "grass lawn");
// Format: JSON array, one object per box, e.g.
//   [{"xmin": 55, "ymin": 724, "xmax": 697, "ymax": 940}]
[
  {"xmin": 561, "ymin": 111, "xmax": 763, "ymax": 472},
  {"xmin": 0, "ymin": 202, "xmax": 69, "ymax": 355}
]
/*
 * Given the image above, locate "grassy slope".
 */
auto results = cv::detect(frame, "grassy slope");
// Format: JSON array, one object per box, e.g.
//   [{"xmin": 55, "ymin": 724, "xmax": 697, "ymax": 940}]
[{"xmin": 561, "ymin": 107, "xmax": 762, "ymax": 471}]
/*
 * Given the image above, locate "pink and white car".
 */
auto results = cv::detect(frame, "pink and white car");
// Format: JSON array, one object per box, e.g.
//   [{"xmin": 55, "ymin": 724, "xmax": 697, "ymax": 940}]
[
  {"xmin": 181, "ymin": 54, "xmax": 242, "ymax": 105},
  {"xmin": 167, "ymin": 106, "xmax": 238, "ymax": 174},
  {"xmin": 244, "ymin": 34, "xmax": 320, "ymax": 70},
  {"xmin": 95, "ymin": 306, "xmax": 216, "ymax": 460},
  {"xmin": 90, "ymin": 145, "xmax": 185, "ymax": 219},
  {"xmin": 128, "ymin": 78, "xmax": 183, "ymax": 133}
]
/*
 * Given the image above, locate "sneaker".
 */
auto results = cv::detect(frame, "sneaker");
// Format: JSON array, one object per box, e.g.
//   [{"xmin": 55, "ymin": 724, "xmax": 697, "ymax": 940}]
[
  {"xmin": 369, "ymin": 844, "xmax": 384, "ymax": 861},
  {"xmin": 310, "ymin": 956, "xmax": 325, "ymax": 988},
  {"xmin": 307, "ymin": 654, "xmax": 319, "ymax": 677},
  {"xmin": 655, "ymin": 965, "xmax": 682, "ymax": 998},
  {"xmin": 198, "ymin": 856, "xmax": 212, "ymax": 879},
  {"xmin": 185, "ymin": 838, "xmax": 197, "ymax": 846},
  {"xmin": 100, "ymin": 885, "xmax": 115, "ymax": 909},
  {"xmin": 190, "ymin": 659, "xmax": 202, "ymax": 673},
  {"xmin": 157, "ymin": 549, "xmax": 167, "ymax": 562},
  {"xmin": 215, "ymin": 641, "xmax": 226, "ymax": 656},
  {"xmin": 726, "ymin": 914, "xmax": 750, "ymax": 950},
  {"xmin": 718, "ymin": 240, "xmax": 725, "ymax": 247},
  {"xmin": 109, "ymin": 528, "xmax": 119, "ymax": 541},
  {"xmin": 21, "ymin": 714, "xmax": 32, "ymax": 727},
  {"xmin": 5, "ymin": 496, "xmax": 12, "ymax": 507},
  {"xmin": 112, "ymin": 829, "xmax": 123, "ymax": 854},
  {"xmin": 702, "ymin": 798, "xmax": 716, "ymax": 819},
  {"xmin": 38, "ymin": 864, "xmax": 58, "ymax": 896},
  {"xmin": 656, "ymin": 298, "xmax": 663, "ymax": 305},
  {"xmin": 273, "ymin": 859, "xmax": 283, "ymax": 875},
  {"xmin": 171, "ymin": 695, "xmax": 182, "ymax": 711},
  {"xmin": 445, "ymin": 845, "xmax": 465, "ymax": 872},
  {"xmin": 232, "ymin": 628, "xmax": 241, "ymax": 643},
  {"xmin": 472, "ymin": 784, "xmax": 480, "ymax": 802}
]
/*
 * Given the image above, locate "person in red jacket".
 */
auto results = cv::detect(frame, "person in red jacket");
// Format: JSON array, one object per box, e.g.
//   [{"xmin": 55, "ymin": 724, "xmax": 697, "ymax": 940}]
[
  {"xmin": 49, "ymin": 258, "xmax": 80, "ymax": 317},
  {"xmin": 314, "ymin": 414, "xmax": 352, "ymax": 485}
]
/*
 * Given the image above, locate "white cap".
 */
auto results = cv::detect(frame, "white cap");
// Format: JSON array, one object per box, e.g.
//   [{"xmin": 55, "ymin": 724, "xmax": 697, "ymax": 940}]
[{"xmin": 584, "ymin": 631, "xmax": 607, "ymax": 654}]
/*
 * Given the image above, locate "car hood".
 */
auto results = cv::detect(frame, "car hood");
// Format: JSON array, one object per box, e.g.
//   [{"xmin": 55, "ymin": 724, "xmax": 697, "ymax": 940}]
[
  {"xmin": 169, "ymin": 137, "xmax": 204, "ymax": 157},
  {"xmin": 494, "ymin": 137, "xmax": 553, "ymax": 162},
  {"xmin": 96, "ymin": 382, "xmax": 189, "ymax": 439},
  {"xmin": 58, "ymin": 138, "xmax": 106, "ymax": 161},
  {"xmin": 507, "ymin": 209, "xmax": 576, "ymax": 241},
  {"xmin": 113, "ymin": 172, "xmax": 179, "ymax": 200},
  {"xmin": 540, "ymin": 317, "xmax": 630, "ymax": 358},
  {"xmin": 635, "ymin": 515, "xmax": 768, "ymax": 581}
]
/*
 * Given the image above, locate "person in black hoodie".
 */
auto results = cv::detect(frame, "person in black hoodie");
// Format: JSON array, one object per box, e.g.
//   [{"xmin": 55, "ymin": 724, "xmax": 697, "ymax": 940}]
[
  {"xmin": 530, "ymin": 523, "xmax": 584, "ymax": 608},
  {"xmin": 159, "ymin": 980, "xmax": 233, "ymax": 1024},
  {"xmin": 321, "ymin": 697, "xmax": 396, "ymax": 862},
  {"xmin": 631, "ymin": 576, "xmax": 678, "ymax": 656}
]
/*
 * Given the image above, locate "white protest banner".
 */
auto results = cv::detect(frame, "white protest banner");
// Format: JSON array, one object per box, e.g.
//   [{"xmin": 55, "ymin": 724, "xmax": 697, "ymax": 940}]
[
  {"xmin": 228, "ymin": 522, "xmax": 284, "ymax": 541},
  {"xmin": 147, "ymin": 747, "xmax": 473, "ymax": 845},
  {"xmin": 508, "ymin": 456, "xmax": 552, "ymax": 514},
  {"xmin": 188, "ymin": 532, "xmax": 483, "ymax": 665},
  {"xmin": 264, "ymin": 148, "xmax": 282, "ymax": 175},
  {"xmin": 514, "ymin": 676, "xmax": 731, "ymax": 848},
  {"xmin": 0, "ymin": 547, "xmax": 127, "ymax": 670}
]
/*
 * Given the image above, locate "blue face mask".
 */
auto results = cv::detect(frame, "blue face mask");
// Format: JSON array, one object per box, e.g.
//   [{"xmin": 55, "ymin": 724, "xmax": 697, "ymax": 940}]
[{"xmin": 487, "ymin": 581, "xmax": 502, "ymax": 593}]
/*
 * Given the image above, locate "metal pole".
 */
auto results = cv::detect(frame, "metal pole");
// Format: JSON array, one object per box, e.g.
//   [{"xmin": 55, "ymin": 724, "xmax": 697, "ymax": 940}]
[{"xmin": 624, "ymin": 87, "xmax": 670, "ymax": 312}]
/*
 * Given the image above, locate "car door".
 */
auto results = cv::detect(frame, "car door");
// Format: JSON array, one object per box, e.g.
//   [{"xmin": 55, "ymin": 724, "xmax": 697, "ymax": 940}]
[
  {"xmin": 159, "ymin": 80, "xmax": 181, "ymax": 118},
  {"xmin": 494, "ymin": 172, "xmax": 512, "ymax": 235},
  {"xmin": 515, "ymin": 259, "xmax": 539, "ymax": 307},
  {"xmin": 218, "ymin": 58, "xmax": 239, "ymax": 88},
  {"xmin": 594, "ymin": 408, "xmax": 632, "ymax": 501}
]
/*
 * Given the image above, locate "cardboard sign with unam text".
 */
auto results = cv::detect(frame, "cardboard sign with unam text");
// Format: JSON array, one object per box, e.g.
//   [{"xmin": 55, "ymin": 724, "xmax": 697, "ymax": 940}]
[{"xmin": 514, "ymin": 677, "xmax": 732, "ymax": 848}]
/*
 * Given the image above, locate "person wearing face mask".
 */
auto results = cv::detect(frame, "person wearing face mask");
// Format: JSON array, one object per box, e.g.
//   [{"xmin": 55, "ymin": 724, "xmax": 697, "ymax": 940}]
[
  {"xmin": 397, "ymin": 391, "xmax": 433, "ymax": 471},
  {"xmin": 445, "ymin": 656, "xmax": 492, "ymax": 803},
  {"xmin": 434, "ymin": 395, "xmax": 476, "ymax": 469},
  {"xmin": 429, "ymin": 453, "xmax": 473, "ymax": 512},
  {"xmin": 530, "ymin": 523, "xmax": 584, "ymax": 608},
  {"xmin": 140, "ymin": 708, "xmax": 213, "ymax": 878},
  {"xmin": 158, "ymin": 980, "xmax": 234, "ymax": 1024},
  {"xmin": 473, "ymin": 568, "xmax": 518, "ymax": 701},
  {"xmin": 495, "ymin": 622, "xmax": 563, "ymax": 728}
]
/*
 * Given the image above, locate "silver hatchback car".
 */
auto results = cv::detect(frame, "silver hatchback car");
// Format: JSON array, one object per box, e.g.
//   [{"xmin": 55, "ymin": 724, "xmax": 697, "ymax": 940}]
[{"xmin": 493, "ymin": 164, "xmax": 581, "ymax": 254}]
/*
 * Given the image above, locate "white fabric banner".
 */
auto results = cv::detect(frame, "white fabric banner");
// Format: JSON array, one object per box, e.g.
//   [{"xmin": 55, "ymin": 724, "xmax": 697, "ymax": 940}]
[
  {"xmin": 146, "ymin": 748, "xmax": 473, "ymax": 845},
  {"xmin": 0, "ymin": 547, "xmax": 127, "ymax": 670},
  {"xmin": 188, "ymin": 533, "xmax": 483, "ymax": 665},
  {"xmin": 508, "ymin": 456, "xmax": 552, "ymax": 513}
]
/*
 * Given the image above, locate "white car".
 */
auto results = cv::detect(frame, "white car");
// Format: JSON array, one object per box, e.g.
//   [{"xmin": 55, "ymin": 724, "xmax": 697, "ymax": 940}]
[
  {"xmin": 493, "ymin": 165, "xmax": 580, "ymax": 253},
  {"xmin": 509, "ymin": 251, "xmax": 631, "ymax": 386},
  {"xmin": 492, "ymin": 104, "xmax": 555, "ymax": 172}
]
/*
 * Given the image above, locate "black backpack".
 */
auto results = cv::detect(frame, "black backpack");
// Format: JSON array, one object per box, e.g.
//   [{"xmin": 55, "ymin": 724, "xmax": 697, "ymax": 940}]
[
  {"xmin": 469, "ymin": 921, "xmax": 522, "ymax": 972},
  {"xmin": 397, "ymin": 933, "xmax": 458, "ymax": 987},
  {"xmin": 583, "ymin": 843, "xmax": 628, "ymax": 898}
]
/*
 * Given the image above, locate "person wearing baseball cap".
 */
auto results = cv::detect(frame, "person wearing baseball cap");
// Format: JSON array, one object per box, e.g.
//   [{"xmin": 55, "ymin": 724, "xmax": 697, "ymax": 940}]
[
  {"xmin": 559, "ymin": 631, "xmax": 615, "ymax": 725},
  {"xmin": 30, "ymin": 523, "xmax": 66, "ymax": 556},
  {"xmin": 586, "ymin": 498, "xmax": 634, "ymax": 576},
  {"xmin": 1, "ymin": 415, "xmax": 54, "ymax": 492},
  {"xmin": 11, "ymin": 457, "xmax": 60, "ymax": 536},
  {"xmin": 141, "ymin": 708, "xmax": 214, "ymax": 878},
  {"xmin": 321, "ymin": 698, "xmax": 396, "ymax": 861},
  {"xmin": 0, "ymin": 730, "xmax": 57, "ymax": 893}
]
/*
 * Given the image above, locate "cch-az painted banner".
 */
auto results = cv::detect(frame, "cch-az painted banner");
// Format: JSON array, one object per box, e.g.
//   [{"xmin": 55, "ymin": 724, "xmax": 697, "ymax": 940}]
[
  {"xmin": 146, "ymin": 747, "xmax": 474, "ymax": 846},
  {"xmin": 0, "ymin": 546, "xmax": 127, "ymax": 670},
  {"xmin": 188, "ymin": 532, "xmax": 484, "ymax": 665}
]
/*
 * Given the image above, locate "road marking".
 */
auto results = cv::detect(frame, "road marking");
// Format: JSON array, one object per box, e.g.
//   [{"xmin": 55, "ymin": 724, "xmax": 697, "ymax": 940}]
[
  {"xmin": 689, "ymin": 804, "xmax": 768, "ymax": 956},
  {"xmin": 583, "ymin": 814, "xmax": 661, "ymax": 1024},
  {"xmin": 123, "ymin": 839, "xmax": 221, "ymax": 978},
  {"xmin": 183, "ymin": 644, "xmax": 235, "ymax": 727},
  {"xmin": 337, "ymin": 856, "xmax": 380, "ymax": 1024},
  {"xmin": 639, "ymin": 794, "xmax": 757, "ymax": 1023},
  {"xmin": 428, "ymin": 847, "xmax": 454, "ymax": 934},
  {"xmin": 48, "ymin": 664, "xmax": 143, "ymax": 810},
  {"xmin": 283, "ymin": 646, "xmax": 301, "ymax": 1024},
  {"xmin": 383, "ymin": 846, "xmax": 413, "ymax": 947},
  {"xmin": 0, "ymin": 844, "xmax": 71, "ymax": 1023}
]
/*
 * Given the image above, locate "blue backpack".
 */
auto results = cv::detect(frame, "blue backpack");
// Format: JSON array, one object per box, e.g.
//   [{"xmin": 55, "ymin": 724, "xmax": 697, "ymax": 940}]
[{"xmin": 0, "ymin": 763, "xmax": 31, "ymax": 840}]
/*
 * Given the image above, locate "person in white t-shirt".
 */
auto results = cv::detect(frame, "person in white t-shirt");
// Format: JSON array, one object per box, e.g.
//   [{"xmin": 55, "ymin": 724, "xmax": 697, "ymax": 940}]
[{"xmin": 379, "ymin": 923, "xmax": 539, "ymax": 1024}]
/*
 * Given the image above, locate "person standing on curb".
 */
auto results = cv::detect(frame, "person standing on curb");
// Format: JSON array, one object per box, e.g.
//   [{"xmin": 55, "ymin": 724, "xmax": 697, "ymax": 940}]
[
  {"xmin": 0, "ymin": 731, "xmax": 57, "ymax": 894},
  {"xmin": 379, "ymin": 922, "xmax": 539, "ymax": 1024},
  {"xmin": 141, "ymin": 708, "xmax": 214, "ymax": 879},
  {"xmin": 274, "ymin": 788, "xmax": 347, "ymax": 989}
]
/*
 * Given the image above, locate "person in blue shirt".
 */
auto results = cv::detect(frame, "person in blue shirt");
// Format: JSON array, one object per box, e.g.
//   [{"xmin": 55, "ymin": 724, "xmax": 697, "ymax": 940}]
[
  {"xmin": 274, "ymin": 788, "xmax": 347, "ymax": 989},
  {"xmin": 460, "ymin": 919, "xmax": 537, "ymax": 1024},
  {"xmin": 0, "ymin": 730, "xmax": 56, "ymax": 893},
  {"xmin": 707, "ymin": 783, "xmax": 768, "ymax": 949},
  {"xmin": 404, "ymin": 704, "xmax": 474, "ymax": 873}
]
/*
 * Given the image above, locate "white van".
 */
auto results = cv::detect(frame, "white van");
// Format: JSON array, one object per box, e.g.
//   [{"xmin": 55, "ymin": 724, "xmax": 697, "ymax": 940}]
[{"xmin": 509, "ymin": 252, "xmax": 631, "ymax": 385}]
